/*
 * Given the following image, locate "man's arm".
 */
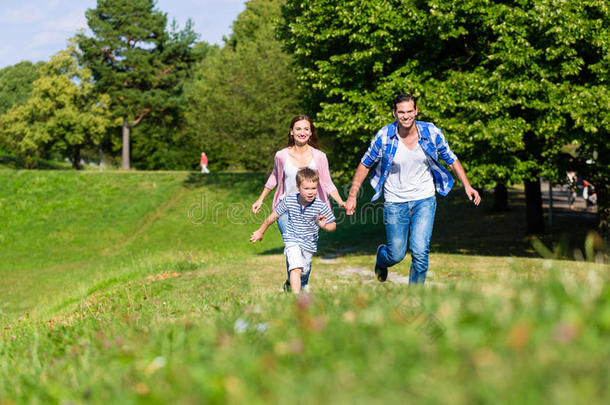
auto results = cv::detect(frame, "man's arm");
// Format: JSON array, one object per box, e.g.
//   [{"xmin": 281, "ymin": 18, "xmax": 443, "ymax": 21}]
[
  {"xmin": 345, "ymin": 163, "xmax": 371, "ymax": 215},
  {"xmin": 250, "ymin": 211, "xmax": 280, "ymax": 242},
  {"xmin": 449, "ymin": 160, "xmax": 481, "ymax": 206}
]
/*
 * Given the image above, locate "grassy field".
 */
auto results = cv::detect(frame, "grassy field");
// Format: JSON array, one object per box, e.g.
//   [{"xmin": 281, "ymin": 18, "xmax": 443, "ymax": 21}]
[{"xmin": 0, "ymin": 170, "xmax": 608, "ymax": 404}]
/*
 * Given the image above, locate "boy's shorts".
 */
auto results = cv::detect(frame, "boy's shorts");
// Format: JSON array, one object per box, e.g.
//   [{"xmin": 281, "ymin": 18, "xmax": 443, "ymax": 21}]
[{"xmin": 284, "ymin": 243, "xmax": 313, "ymax": 277}]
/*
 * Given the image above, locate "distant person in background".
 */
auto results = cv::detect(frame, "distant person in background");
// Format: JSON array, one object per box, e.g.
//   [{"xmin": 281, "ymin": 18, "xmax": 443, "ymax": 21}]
[
  {"xmin": 251, "ymin": 115, "xmax": 345, "ymax": 291},
  {"xmin": 200, "ymin": 152, "xmax": 209, "ymax": 174},
  {"xmin": 566, "ymin": 171, "xmax": 578, "ymax": 210}
]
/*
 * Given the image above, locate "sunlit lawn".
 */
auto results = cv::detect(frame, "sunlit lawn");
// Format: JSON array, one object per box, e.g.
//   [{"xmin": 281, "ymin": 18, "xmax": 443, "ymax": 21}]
[{"xmin": 0, "ymin": 170, "xmax": 608, "ymax": 404}]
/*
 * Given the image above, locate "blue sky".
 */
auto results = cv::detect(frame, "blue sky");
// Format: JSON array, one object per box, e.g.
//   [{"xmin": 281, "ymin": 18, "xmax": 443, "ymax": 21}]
[{"xmin": 0, "ymin": 0, "xmax": 247, "ymax": 69}]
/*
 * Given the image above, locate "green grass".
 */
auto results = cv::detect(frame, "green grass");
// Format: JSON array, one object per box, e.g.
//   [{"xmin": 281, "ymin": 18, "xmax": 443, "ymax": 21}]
[{"xmin": 0, "ymin": 170, "xmax": 608, "ymax": 404}]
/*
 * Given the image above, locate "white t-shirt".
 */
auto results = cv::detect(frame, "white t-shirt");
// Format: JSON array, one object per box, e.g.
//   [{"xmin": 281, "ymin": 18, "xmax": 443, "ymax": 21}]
[
  {"xmin": 282, "ymin": 157, "xmax": 317, "ymax": 198},
  {"xmin": 383, "ymin": 141, "xmax": 435, "ymax": 202}
]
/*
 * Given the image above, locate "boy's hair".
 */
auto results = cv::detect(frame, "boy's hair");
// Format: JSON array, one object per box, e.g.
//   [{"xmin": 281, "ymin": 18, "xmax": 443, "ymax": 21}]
[{"xmin": 296, "ymin": 167, "xmax": 319, "ymax": 187}]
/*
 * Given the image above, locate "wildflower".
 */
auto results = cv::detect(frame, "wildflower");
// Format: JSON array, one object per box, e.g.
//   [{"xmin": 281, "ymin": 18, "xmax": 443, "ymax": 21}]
[{"xmin": 234, "ymin": 319, "xmax": 248, "ymax": 333}]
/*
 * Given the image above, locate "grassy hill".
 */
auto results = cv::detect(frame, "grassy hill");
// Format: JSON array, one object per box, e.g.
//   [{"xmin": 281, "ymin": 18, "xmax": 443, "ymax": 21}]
[{"xmin": 0, "ymin": 170, "xmax": 608, "ymax": 404}]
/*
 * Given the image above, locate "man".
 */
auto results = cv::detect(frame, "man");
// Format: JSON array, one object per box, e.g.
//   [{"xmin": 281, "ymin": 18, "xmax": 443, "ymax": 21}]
[{"xmin": 345, "ymin": 93, "xmax": 481, "ymax": 284}]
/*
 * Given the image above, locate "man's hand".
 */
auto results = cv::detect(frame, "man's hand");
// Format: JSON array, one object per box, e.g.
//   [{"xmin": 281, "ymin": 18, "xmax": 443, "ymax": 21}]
[
  {"xmin": 465, "ymin": 186, "xmax": 481, "ymax": 206},
  {"xmin": 250, "ymin": 229, "xmax": 264, "ymax": 243},
  {"xmin": 345, "ymin": 196, "xmax": 357, "ymax": 216}
]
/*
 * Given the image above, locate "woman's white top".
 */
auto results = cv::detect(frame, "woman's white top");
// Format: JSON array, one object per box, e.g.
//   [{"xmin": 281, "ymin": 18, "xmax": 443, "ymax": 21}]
[
  {"xmin": 383, "ymin": 141, "xmax": 436, "ymax": 202},
  {"xmin": 282, "ymin": 156, "xmax": 317, "ymax": 198}
]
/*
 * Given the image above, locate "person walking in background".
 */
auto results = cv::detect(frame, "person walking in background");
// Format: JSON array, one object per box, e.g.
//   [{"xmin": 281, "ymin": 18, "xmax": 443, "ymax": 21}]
[
  {"xmin": 250, "ymin": 168, "xmax": 336, "ymax": 293},
  {"xmin": 251, "ymin": 115, "xmax": 345, "ymax": 291},
  {"xmin": 345, "ymin": 93, "xmax": 481, "ymax": 284},
  {"xmin": 200, "ymin": 152, "xmax": 209, "ymax": 173},
  {"xmin": 566, "ymin": 171, "xmax": 578, "ymax": 210}
]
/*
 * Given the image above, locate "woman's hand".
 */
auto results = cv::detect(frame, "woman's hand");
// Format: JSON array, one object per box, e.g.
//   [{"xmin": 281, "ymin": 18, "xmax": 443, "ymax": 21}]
[{"xmin": 251, "ymin": 200, "xmax": 263, "ymax": 213}]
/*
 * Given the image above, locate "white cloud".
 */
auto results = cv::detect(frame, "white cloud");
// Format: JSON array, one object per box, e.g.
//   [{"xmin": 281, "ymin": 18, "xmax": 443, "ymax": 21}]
[
  {"xmin": 28, "ymin": 31, "xmax": 67, "ymax": 50},
  {"xmin": 42, "ymin": 12, "xmax": 87, "ymax": 32},
  {"xmin": 0, "ymin": 6, "xmax": 44, "ymax": 25}
]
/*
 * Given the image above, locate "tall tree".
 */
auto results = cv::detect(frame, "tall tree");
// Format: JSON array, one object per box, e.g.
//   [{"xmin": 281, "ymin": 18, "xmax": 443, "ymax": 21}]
[
  {"xmin": 0, "ymin": 61, "xmax": 44, "ymax": 114},
  {"xmin": 184, "ymin": 0, "xmax": 300, "ymax": 171},
  {"xmin": 0, "ymin": 41, "xmax": 112, "ymax": 168},
  {"xmin": 279, "ymin": 0, "xmax": 609, "ymax": 235},
  {"xmin": 77, "ymin": 0, "xmax": 198, "ymax": 169}
]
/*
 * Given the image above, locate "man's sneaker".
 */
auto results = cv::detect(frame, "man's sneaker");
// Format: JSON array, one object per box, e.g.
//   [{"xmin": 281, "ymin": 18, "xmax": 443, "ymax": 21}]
[
  {"xmin": 374, "ymin": 263, "xmax": 388, "ymax": 282},
  {"xmin": 282, "ymin": 280, "xmax": 291, "ymax": 292}
]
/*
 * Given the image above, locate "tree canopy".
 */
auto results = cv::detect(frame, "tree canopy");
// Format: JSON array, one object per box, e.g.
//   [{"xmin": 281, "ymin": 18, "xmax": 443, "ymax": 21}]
[
  {"xmin": 183, "ymin": 0, "xmax": 300, "ymax": 171},
  {"xmin": 77, "ymin": 0, "xmax": 199, "ymax": 169},
  {"xmin": 279, "ymin": 0, "xmax": 609, "ymax": 235},
  {"xmin": 0, "ymin": 40, "xmax": 112, "ymax": 168},
  {"xmin": 0, "ymin": 61, "xmax": 44, "ymax": 114}
]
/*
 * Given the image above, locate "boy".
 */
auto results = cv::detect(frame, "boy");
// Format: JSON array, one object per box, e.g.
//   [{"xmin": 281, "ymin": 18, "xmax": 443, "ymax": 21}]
[{"xmin": 250, "ymin": 168, "xmax": 336, "ymax": 293}]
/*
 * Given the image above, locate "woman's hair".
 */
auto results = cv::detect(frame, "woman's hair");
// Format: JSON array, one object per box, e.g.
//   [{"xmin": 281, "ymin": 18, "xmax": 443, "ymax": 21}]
[{"xmin": 287, "ymin": 115, "xmax": 319, "ymax": 148}]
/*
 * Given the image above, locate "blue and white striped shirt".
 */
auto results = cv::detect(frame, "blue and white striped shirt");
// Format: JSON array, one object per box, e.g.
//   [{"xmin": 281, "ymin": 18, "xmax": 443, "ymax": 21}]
[
  {"xmin": 361, "ymin": 120, "xmax": 458, "ymax": 201},
  {"xmin": 275, "ymin": 194, "xmax": 335, "ymax": 252}
]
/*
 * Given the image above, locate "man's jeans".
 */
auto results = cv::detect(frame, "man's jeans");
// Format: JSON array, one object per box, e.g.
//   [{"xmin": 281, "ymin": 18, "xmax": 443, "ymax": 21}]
[
  {"xmin": 376, "ymin": 196, "xmax": 436, "ymax": 284},
  {"xmin": 277, "ymin": 212, "xmax": 311, "ymax": 286}
]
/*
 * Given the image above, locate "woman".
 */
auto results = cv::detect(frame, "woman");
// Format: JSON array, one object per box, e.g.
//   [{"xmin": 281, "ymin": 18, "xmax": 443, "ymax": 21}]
[{"xmin": 251, "ymin": 115, "xmax": 344, "ymax": 290}]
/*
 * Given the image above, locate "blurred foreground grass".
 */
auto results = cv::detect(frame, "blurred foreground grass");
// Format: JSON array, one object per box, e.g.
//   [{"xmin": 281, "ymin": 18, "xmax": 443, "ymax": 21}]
[{"xmin": 0, "ymin": 170, "xmax": 608, "ymax": 404}]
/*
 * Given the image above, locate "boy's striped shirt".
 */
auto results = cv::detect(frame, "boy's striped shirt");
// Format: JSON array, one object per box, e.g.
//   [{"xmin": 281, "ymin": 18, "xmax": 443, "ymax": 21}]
[{"xmin": 275, "ymin": 194, "xmax": 335, "ymax": 252}]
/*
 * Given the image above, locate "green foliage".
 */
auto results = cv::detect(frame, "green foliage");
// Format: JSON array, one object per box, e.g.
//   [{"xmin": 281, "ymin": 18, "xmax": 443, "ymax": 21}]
[
  {"xmin": 77, "ymin": 0, "xmax": 200, "ymax": 168},
  {"xmin": 0, "ymin": 40, "xmax": 113, "ymax": 169},
  {"xmin": 0, "ymin": 61, "xmax": 44, "ymax": 114},
  {"xmin": 184, "ymin": 0, "xmax": 300, "ymax": 171},
  {"xmin": 279, "ymin": 0, "xmax": 609, "ymax": 233}
]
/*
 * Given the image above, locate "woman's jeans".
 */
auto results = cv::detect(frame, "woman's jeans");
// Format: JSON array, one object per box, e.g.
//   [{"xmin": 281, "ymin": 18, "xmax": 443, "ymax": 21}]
[
  {"xmin": 277, "ymin": 213, "xmax": 311, "ymax": 286},
  {"xmin": 376, "ymin": 196, "xmax": 436, "ymax": 284}
]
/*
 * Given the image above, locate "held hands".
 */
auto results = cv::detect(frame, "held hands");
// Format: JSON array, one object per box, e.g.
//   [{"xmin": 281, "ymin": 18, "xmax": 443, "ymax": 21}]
[
  {"xmin": 465, "ymin": 186, "xmax": 481, "ymax": 206},
  {"xmin": 345, "ymin": 197, "xmax": 357, "ymax": 216},
  {"xmin": 250, "ymin": 229, "xmax": 264, "ymax": 243}
]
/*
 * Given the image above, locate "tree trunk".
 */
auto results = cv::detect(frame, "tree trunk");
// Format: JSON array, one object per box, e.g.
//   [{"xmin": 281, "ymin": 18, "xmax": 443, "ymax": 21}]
[
  {"xmin": 72, "ymin": 146, "xmax": 81, "ymax": 170},
  {"xmin": 122, "ymin": 116, "xmax": 130, "ymax": 170},
  {"xmin": 597, "ymin": 184, "xmax": 609, "ymax": 239},
  {"xmin": 524, "ymin": 178, "xmax": 545, "ymax": 235},
  {"xmin": 492, "ymin": 183, "xmax": 509, "ymax": 212}
]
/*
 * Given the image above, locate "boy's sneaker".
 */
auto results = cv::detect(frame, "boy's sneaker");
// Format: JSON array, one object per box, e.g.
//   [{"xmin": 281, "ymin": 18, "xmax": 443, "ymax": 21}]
[
  {"xmin": 302, "ymin": 285, "xmax": 311, "ymax": 293},
  {"xmin": 282, "ymin": 280, "xmax": 291, "ymax": 292},
  {"xmin": 374, "ymin": 263, "xmax": 388, "ymax": 282}
]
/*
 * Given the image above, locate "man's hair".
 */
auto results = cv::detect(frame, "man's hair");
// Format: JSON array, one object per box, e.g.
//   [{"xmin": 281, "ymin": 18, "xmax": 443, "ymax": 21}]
[
  {"xmin": 296, "ymin": 167, "xmax": 319, "ymax": 187},
  {"xmin": 392, "ymin": 93, "xmax": 417, "ymax": 110}
]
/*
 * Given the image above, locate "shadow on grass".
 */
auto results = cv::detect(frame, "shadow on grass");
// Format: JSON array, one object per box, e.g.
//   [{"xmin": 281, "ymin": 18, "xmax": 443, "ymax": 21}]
[
  {"xmin": 0, "ymin": 154, "xmax": 70, "ymax": 170},
  {"xmin": 183, "ymin": 171, "xmax": 266, "ymax": 196},
  {"xmin": 181, "ymin": 172, "xmax": 601, "ymax": 260},
  {"xmin": 268, "ymin": 186, "xmax": 602, "ymax": 260}
]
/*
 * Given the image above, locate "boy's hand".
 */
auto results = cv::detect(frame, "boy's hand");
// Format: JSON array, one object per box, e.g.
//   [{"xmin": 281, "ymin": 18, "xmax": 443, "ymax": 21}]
[
  {"xmin": 317, "ymin": 215, "xmax": 328, "ymax": 228},
  {"xmin": 250, "ymin": 229, "xmax": 264, "ymax": 243}
]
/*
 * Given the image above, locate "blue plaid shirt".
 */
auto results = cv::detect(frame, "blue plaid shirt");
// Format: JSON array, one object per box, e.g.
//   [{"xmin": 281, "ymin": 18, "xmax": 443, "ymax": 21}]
[{"xmin": 361, "ymin": 120, "xmax": 458, "ymax": 201}]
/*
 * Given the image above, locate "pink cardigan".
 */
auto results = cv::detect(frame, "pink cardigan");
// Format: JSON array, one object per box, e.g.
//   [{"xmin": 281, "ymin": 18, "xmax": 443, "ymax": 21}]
[{"xmin": 265, "ymin": 147, "xmax": 338, "ymax": 209}]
